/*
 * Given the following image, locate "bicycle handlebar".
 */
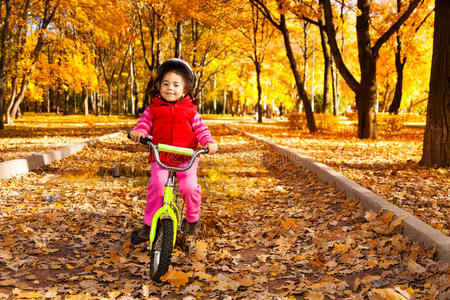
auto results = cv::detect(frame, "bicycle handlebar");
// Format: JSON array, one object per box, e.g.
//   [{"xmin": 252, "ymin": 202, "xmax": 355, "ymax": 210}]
[{"xmin": 127, "ymin": 132, "xmax": 209, "ymax": 172}]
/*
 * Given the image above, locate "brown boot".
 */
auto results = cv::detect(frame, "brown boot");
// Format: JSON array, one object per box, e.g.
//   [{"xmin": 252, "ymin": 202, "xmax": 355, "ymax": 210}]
[
  {"xmin": 185, "ymin": 220, "xmax": 200, "ymax": 235},
  {"xmin": 130, "ymin": 224, "xmax": 150, "ymax": 245}
]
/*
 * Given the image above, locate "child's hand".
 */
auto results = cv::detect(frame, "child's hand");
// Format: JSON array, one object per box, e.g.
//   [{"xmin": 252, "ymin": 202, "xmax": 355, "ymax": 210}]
[
  {"xmin": 205, "ymin": 143, "xmax": 218, "ymax": 154},
  {"xmin": 129, "ymin": 130, "xmax": 146, "ymax": 143}
]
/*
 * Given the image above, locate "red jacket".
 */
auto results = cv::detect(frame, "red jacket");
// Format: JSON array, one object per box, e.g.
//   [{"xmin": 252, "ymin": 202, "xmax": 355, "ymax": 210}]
[{"xmin": 148, "ymin": 95, "xmax": 198, "ymax": 166}]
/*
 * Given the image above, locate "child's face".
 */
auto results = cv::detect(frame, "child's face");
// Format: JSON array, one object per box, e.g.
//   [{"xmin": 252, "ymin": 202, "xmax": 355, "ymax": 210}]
[{"xmin": 159, "ymin": 71, "xmax": 185, "ymax": 102}]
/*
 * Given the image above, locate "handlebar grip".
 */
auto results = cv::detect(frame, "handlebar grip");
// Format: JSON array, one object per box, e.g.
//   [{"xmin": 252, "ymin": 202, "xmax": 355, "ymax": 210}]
[
  {"xmin": 202, "ymin": 148, "xmax": 209, "ymax": 154},
  {"xmin": 127, "ymin": 132, "xmax": 152, "ymax": 145}
]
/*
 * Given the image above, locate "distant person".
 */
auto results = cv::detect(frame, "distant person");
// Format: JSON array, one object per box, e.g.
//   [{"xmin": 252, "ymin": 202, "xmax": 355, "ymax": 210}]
[
  {"xmin": 129, "ymin": 58, "xmax": 218, "ymax": 244},
  {"xmin": 345, "ymin": 105, "xmax": 352, "ymax": 113}
]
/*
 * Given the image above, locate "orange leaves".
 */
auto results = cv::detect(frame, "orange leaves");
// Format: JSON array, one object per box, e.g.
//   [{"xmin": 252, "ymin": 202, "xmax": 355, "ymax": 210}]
[
  {"xmin": 234, "ymin": 120, "xmax": 448, "ymax": 236},
  {"xmin": 364, "ymin": 209, "xmax": 407, "ymax": 235},
  {"xmin": 214, "ymin": 273, "xmax": 240, "ymax": 292},
  {"xmin": 370, "ymin": 288, "xmax": 411, "ymax": 300},
  {"xmin": 333, "ymin": 242, "xmax": 352, "ymax": 254},
  {"xmin": 0, "ymin": 121, "xmax": 448, "ymax": 298},
  {"xmin": 11, "ymin": 290, "xmax": 42, "ymax": 299},
  {"xmin": 161, "ymin": 269, "xmax": 192, "ymax": 287}
]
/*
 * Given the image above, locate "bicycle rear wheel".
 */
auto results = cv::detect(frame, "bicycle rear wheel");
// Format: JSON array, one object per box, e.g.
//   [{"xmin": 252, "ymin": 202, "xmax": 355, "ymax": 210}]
[{"xmin": 150, "ymin": 219, "xmax": 174, "ymax": 282}]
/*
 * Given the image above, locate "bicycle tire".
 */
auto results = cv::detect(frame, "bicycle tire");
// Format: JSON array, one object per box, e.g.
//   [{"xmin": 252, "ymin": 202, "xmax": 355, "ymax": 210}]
[{"xmin": 150, "ymin": 219, "xmax": 174, "ymax": 282}]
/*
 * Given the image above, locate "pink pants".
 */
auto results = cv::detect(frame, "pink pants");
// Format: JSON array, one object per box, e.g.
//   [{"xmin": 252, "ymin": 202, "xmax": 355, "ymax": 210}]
[{"xmin": 145, "ymin": 158, "xmax": 201, "ymax": 226}]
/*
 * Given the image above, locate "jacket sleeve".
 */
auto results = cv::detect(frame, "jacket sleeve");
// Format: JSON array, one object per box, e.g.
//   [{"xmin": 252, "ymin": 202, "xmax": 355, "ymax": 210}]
[
  {"xmin": 191, "ymin": 113, "xmax": 214, "ymax": 146},
  {"xmin": 134, "ymin": 107, "xmax": 153, "ymax": 136}
]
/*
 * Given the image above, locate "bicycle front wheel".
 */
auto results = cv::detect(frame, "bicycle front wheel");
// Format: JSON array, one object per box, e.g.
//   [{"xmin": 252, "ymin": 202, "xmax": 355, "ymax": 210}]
[{"xmin": 150, "ymin": 219, "xmax": 174, "ymax": 282}]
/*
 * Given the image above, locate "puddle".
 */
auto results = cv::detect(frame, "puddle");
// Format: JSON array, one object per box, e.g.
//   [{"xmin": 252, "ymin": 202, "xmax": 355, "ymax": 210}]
[{"xmin": 44, "ymin": 166, "xmax": 150, "ymax": 186}]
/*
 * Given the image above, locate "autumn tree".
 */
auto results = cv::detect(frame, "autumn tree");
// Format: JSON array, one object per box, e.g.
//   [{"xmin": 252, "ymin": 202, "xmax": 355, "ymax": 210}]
[
  {"xmin": 320, "ymin": 0, "xmax": 422, "ymax": 139},
  {"xmin": 385, "ymin": 0, "xmax": 434, "ymax": 114},
  {"xmin": 4, "ymin": 0, "xmax": 57, "ymax": 124},
  {"xmin": 132, "ymin": 1, "xmax": 169, "ymax": 108},
  {"xmin": 250, "ymin": 0, "xmax": 317, "ymax": 132},
  {"xmin": 230, "ymin": 2, "xmax": 275, "ymax": 122},
  {"xmin": 420, "ymin": 0, "xmax": 449, "ymax": 168},
  {"xmin": 291, "ymin": 0, "xmax": 331, "ymax": 114}
]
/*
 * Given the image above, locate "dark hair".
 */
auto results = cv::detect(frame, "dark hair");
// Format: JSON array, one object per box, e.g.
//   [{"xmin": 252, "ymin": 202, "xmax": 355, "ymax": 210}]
[{"xmin": 154, "ymin": 59, "xmax": 196, "ymax": 102}]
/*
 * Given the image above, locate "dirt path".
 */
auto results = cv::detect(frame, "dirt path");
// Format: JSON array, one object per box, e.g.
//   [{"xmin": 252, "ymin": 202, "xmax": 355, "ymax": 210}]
[{"xmin": 0, "ymin": 125, "xmax": 448, "ymax": 299}]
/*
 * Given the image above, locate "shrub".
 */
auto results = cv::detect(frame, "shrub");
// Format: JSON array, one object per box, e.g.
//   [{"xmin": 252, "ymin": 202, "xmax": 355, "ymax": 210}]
[
  {"xmin": 378, "ymin": 113, "xmax": 406, "ymax": 133},
  {"xmin": 344, "ymin": 112, "xmax": 358, "ymax": 122},
  {"xmin": 286, "ymin": 113, "xmax": 340, "ymax": 132},
  {"xmin": 286, "ymin": 113, "xmax": 307, "ymax": 130},
  {"xmin": 315, "ymin": 114, "xmax": 340, "ymax": 131}
]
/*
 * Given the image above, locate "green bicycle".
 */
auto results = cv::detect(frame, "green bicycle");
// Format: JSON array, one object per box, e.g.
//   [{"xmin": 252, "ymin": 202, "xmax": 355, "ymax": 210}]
[{"xmin": 131, "ymin": 134, "xmax": 208, "ymax": 282}]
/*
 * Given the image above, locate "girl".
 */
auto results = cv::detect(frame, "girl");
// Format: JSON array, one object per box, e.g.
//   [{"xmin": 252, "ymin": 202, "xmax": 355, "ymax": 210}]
[{"xmin": 129, "ymin": 58, "xmax": 218, "ymax": 245}]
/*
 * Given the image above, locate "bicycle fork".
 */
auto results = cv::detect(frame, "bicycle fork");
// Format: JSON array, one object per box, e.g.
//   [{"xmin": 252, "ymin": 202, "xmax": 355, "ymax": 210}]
[{"xmin": 148, "ymin": 170, "xmax": 180, "ymax": 251}]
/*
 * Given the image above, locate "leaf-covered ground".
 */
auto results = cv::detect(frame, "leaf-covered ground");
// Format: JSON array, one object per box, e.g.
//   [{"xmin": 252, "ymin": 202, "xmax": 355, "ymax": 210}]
[
  {"xmin": 0, "ymin": 114, "xmax": 135, "ymax": 163},
  {"xmin": 0, "ymin": 124, "xmax": 449, "ymax": 299},
  {"xmin": 230, "ymin": 119, "xmax": 449, "ymax": 236}
]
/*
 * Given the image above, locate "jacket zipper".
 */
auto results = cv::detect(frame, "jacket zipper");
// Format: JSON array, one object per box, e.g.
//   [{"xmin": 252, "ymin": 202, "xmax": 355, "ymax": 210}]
[{"xmin": 170, "ymin": 104, "xmax": 174, "ymax": 146}]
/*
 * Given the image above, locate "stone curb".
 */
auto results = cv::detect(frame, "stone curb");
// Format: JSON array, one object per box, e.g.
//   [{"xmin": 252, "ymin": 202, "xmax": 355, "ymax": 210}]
[
  {"xmin": 225, "ymin": 124, "xmax": 450, "ymax": 263},
  {"xmin": 0, "ymin": 131, "xmax": 124, "ymax": 180}
]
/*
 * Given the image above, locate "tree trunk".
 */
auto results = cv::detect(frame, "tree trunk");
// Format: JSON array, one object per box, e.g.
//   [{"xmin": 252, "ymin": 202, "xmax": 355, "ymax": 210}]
[
  {"xmin": 0, "ymin": 71, "xmax": 6, "ymax": 130},
  {"xmin": 228, "ymin": 91, "xmax": 235, "ymax": 117},
  {"xmin": 381, "ymin": 83, "xmax": 393, "ymax": 112},
  {"xmin": 47, "ymin": 88, "xmax": 51, "ymax": 113},
  {"xmin": 94, "ymin": 92, "xmax": 99, "ymax": 116},
  {"xmin": 5, "ymin": 77, "xmax": 17, "ymax": 124},
  {"xmin": 331, "ymin": 61, "xmax": 339, "ymax": 116},
  {"xmin": 319, "ymin": 20, "xmax": 331, "ymax": 113},
  {"xmin": 255, "ymin": 61, "xmax": 263, "ymax": 123},
  {"xmin": 101, "ymin": 93, "xmax": 105, "ymax": 115},
  {"xmin": 130, "ymin": 46, "xmax": 135, "ymax": 116},
  {"xmin": 8, "ymin": 75, "xmax": 29, "ymax": 123},
  {"xmin": 223, "ymin": 89, "xmax": 227, "ymax": 115},
  {"xmin": 56, "ymin": 90, "xmax": 60, "ymax": 114},
  {"xmin": 299, "ymin": 22, "xmax": 309, "ymax": 111},
  {"xmin": 116, "ymin": 83, "xmax": 121, "ymax": 115},
  {"xmin": 0, "ymin": 0, "xmax": 11, "ymax": 130},
  {"xmin": 124, "ymin": 73, "xmax": 130, "ymax": 116},
  {"xmin": 64, "ymin": 91, "xmax": 69, "ymax": 115},
  {"xmin": 311, "ymin": 41, "xmax": 315, "ymax": 112},
  {"xmin": 107, "ymin": 84, "xmax": 112, "ymax": 116},
  {"xmin": 280, "ymin": 14, "xmax": 317, "ymax": 132},
  {"xmin": 388, "ymin": 34, "xmax": 406, "ymax": 114},
  {"xmin": 143, "ymin": 78, "xmax": 153, "ymax": 109},
  {"xmin": 134, "ymin": 80, "xmax": 139, "ymax": 118},
  {"xmin": 355, "ymin": 0, "xmax": 378, "ymax": 138},
  {"xmin": 83, "ymin": 88, "xmax": 89, "ymax": 116},
  {"xmin": 420, "ymin": 0, "xmax": 449, "ymax": 167},
  {"xmin": 73, "ymin": 90, "xmax": 77, "ymax": 114},
  {"xmin": 174, "ymin": 21, "xmax": 182, "ymax": 58}
]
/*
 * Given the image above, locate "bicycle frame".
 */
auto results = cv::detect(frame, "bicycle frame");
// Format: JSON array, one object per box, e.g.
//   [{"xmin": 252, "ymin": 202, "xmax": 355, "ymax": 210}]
[{"xmin": 141, "ymin": 139, "xmax": 207, "ymax": 252}]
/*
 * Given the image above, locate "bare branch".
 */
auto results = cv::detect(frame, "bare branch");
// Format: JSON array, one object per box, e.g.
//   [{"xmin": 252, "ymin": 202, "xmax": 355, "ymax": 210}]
[
  {"xmin": 321, "ymin": 0, "xmax": 359, "ymax": 92},
  {"xmin": 373, "ymin": 0, "xmax": 422, "ymax": 55},
  {"xmin": 248, "ymin": 0, "xmax": 281, "ymax": 30}
]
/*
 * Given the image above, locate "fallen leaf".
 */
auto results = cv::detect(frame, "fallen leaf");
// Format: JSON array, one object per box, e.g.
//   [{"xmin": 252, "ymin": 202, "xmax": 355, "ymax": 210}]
[
  {"xmin": 304, "ymin": 291, "xmax": 324, "ymax": 300},
  {"xmin": 0, "ymin": 278, "xmax": 18, "ymax": 286},
  {"xmin": 0, "ymin": 250, "xmax": 13, "ymax": 260},
  {"xmin": 108, "ymin": 290, "xmax": 122, "ymax": 298},
  {"xmin": 213, "ymin": 273, "xmax": 240, "ymax": 291},
  {"xmin": 371, "ymin": 288, "xmax": 408, "ymax": 300},
  {"xmin": 110, "ymin": 250, "xmax": 119, "ymax": 264},
  {"xmin": 407, "ymin": 260, "xmax": 426, "ymax": 275},
  {"xmin": 237, "ymin": 274, "xmax": 254, "ymax": 286},
  {"xmin": 161, "ymin": 270, "xmax": 191, "ymax": 287}
]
